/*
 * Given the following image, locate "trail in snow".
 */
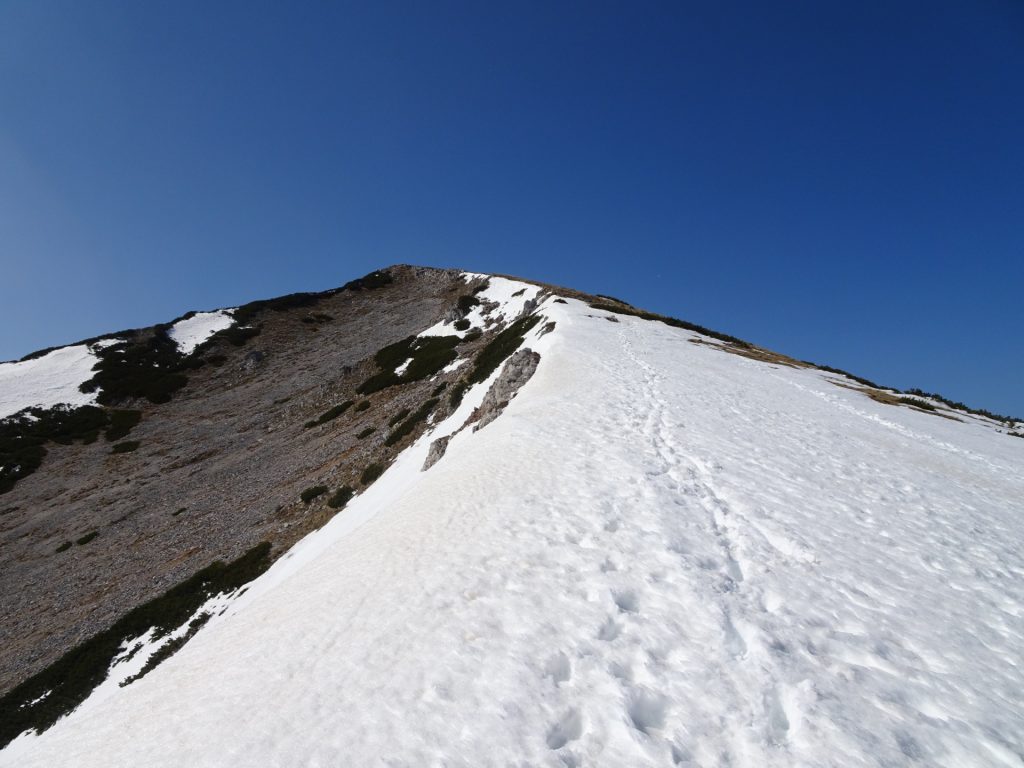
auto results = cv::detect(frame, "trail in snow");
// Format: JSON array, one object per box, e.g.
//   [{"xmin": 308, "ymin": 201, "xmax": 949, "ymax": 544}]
[{"xmin": 3, "ymin": 295, "xmax": 1022, "ymax": 768}]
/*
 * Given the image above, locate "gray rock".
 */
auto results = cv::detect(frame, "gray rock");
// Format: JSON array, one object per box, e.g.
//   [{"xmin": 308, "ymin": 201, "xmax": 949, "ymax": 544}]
[
  {"xmin": 422, "ymin": 435, "xmax": 451, "ymax": 471},
  {"xmin": 472, "ymin": 348, "xmax": 541, "ymax": 431}
]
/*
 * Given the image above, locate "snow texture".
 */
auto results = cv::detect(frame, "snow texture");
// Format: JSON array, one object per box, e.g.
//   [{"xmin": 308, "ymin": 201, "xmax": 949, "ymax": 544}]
[
  {"xmin": 4, "ymin": 291, "xmax": 1024, "ymax": 768},
  {"xmin": 167, "ymin": 310, "xmax": 235, "ymax": 355},
  {"xmin": 0, "ymin": 344, "xmax": 104, "ymax": 420}
]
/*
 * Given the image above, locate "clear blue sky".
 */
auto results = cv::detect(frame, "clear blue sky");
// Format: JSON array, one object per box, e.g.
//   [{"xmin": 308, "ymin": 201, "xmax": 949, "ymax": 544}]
[{"xmin": 2, "ymin": 1, "xmax": 1022, "ymax": 416}]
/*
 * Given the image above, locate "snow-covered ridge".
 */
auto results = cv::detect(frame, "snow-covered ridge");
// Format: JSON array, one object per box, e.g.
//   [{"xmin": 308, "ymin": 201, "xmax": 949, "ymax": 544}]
[{"xmin": 5, "ymin": 288, "xmax": 1022, "ymax": 768}]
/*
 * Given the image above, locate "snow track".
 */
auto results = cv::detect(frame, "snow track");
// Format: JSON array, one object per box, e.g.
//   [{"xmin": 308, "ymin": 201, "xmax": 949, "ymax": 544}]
[{"xmin": 4, "ymin": 297, "xmax": 1022, "ymax": 767}]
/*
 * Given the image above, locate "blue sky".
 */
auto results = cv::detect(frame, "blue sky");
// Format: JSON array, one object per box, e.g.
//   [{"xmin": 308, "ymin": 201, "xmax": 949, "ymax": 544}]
[{"xmin": 2, "ymin": 1, "xmax": 1022, "ymax": 416}]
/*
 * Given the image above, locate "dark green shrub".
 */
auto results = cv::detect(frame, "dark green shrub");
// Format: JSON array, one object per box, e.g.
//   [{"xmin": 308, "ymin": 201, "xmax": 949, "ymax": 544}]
[
  {"xmin": 463, "ymin": 330, "xmax": 483, "ymax": 343},
  {"xmin": 905, "ymin": 388, "xmax": 1020, "ymax": 423},
  {"xmin": 554, "ymin": 298, "xmax": 568, "ymax": 304},
  {"xmin": 589, "ymin": 302, "xmax": 750, "ymax": 348},
  {"xmin": 811, "ymin": 364, "xmax": 883, "ymax": 390},
  {"xmin": 898, "ymin": 397, "xmax": 937, "ymax": 411},
  {"xmin": 385, "ymin": 398, "xmax": 439, "ymax": 447},
  {"xmin": 0, "ymin": 542, "xmax": 273, "ymax": 748},
  {"xmin": 300, "ymin": 485, "xmax": 328, "ymax": 503},
  {"xmin": 360, "ymin": 463, "xmax": 385, "ymax": 485},
  {"xmin": 595, "ymin": 293, "xmax": 630, "ymax": 305},
  {"xmin": 454, "ymin": 318, "xmax": 470, "ymax": 331},
  {"xmin": 356, "ymin": 370, "xmax": 400, "ymax": 396},
  {"xmin": 216, "ymin": 325, "xmax": 261, "ymax": 347},
  {"xmin": 357, "ymin": 335, "xmax": 461, "ymax": 395},
  {"xmin": 354, "ymin": 400, "xmax": 371, "ymax": 412},
  {"xmin": 457, "ymin": 295, "xmax": 480, "ymax": 314},
  {"xmin": 468, "ymin": 315, "xmax": 542, "ymax": 385},
  {"xmin": 81, "ymin": 330, "xmax": 189, "ymax": 405},
  {"xmin": 327, "ymin": 486, "xmax": 354, "ymax": 509},
  {"xmin": 76, "ymin": 531, "xmax": 99, "ymax": 546},
  {"xmin": 356, "ymin": 427, "xmax": 375, "ymax": 439},
  {"xmin": 0, "ymin": 405, "xmax": 109, "ymax": 493},
  {"xmin": 342, "ymin": 269, "xmax": 393, "ymax": 291},
  {"xmin": 172, "ymin": 507, "xmax": 186, "ymax": 517},
  {"xmin": 472, "ymin": 280, "xmax": 490, "ymax": 294},
  {"xmin": 110, "ymin": 441, "xmax": 141, "ymax": 454},
  {"xmin": 511, "ymin": 288, "xmax": 526, "ymax": 297},
  {"xmin": 449, "ymin": 381, "xmax": 468, "ymax": 409},
  {"xmin": 105, "ymin": 410, "xmax": 142, "ymax": 441},
  {"xmin": 388, "ymin": 408, "xmax": 411, "ymax": 427},
  {"xmin": 55, "ymin": 541, "xmax": 72, "ymax": 553},
  {"xmin": 304, "ymin": 401, "xmax": 354, "ymax": 429},
  {"xmin": 431, "ymin": 382, "xmax": 448, "ymax": 397}
]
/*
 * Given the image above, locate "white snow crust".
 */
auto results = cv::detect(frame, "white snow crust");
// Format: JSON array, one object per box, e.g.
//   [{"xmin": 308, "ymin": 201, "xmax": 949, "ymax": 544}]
[
  {"xmin": 4, "ymin": 291, "xmax": 1023, "ymax": 767},
  {"xmin": 0, "ymin": 344, "xmax": 103, "ymax": 420},
  {"xmin": 167, "ymin": 310, "xmax": 235, "ymax": 355}
]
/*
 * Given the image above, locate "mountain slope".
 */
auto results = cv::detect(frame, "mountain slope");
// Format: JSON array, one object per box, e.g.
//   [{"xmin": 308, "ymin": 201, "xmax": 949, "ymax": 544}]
[{"xmin": 2, "ymin": 276, "xmax": 1022, "ymax": 767}]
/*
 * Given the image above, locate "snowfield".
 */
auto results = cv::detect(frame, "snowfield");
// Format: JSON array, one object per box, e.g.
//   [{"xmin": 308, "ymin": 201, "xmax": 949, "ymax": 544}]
[
  {"xmin": 4, "ymin": 291, "xmax": 1023, "ymax": 767},
  {"xmin": 167, "ymin": 309, "xmax": 235, "ymax": 355},
  {"xmin": 0, "ymin": 344, "xmax": 104, "ymax": 420}
]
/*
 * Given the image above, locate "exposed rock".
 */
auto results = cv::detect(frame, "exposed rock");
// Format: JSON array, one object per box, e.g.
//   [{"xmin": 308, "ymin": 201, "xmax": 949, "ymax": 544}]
[
  {"xmin": 471, "ymin": 349, "xmax": 541, "ymax": 432},
  {"xmin": 422, "ymin": 435, "xmax": 451, "ymax": 471},
  {"xmin": 241, "ymin": 351, "xmax": 265, "ymax": 370}
]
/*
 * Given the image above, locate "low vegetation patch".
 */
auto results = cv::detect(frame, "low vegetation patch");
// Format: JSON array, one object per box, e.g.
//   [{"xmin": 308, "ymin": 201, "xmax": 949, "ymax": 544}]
[
  {"xmin": 342, "ymin": 269, "xmax": 393, "ymax": 292},
  {"xmin": 454, "ymin": 318, "xmax": 470, "ymax": 331},
  {"xmin": 327, "ymin": 486, "xmax": 354, "ymax": 509},
  {"xmin": 388, "ymin": 408, "xmax": 411, "ymax": 427},
  {"xmin": 904, "ymin": 388, "xmax": 1020, "ymax": 424},
  {"xmin": 81, "ymin": 329, "xmax": 190, "ymax": 405},
  {"xmin": 589, "ymin": 302, "xmax": 750, "ymax": 348},
  {"xmin": 356, "ymin": 427, "xmax": 375, "ymax": 439},
  {"xmin": 0, "ymin": 405, "xmax": 109, "ymax": 493},
  {"xmin": 354, "ymin": 400, "xmax": 371, "ymax": 412},
  {"xmin": 75, "ymin": 531, "xmax": 99, "ymax": 546},
  {"xmin": 468, "ymin": 314, "xmax": 542, "ymax": 385},
  {"xmin": 110, "ymin": 440, "xmax": 141, "ymax": 454},
  {"xmin": 457, "ymin": 295, "xmax": 480, "ymax": 314},
  {"xmin": 300, "ymin": 485, "xmax": 328, "ymax": 504},
  {"xmin": 449, "ymin": 381, "xmax": 469, "ymax": 409},
  {"xmin": 811, "ymin": 364, "xmax": 884, "ymax": 390},
  {"xmin": 898, "ymin": 397, "xmax": 937, "ymax": 411},
  {"xmin": 357, "ymin": 335, "xmax": 461, "ymax": 395},
  {"xmin": 0, "ymin": 542, "xmax": 273, "ymax": 748},
  {"xmin": 304, "ymin": 400, "xmax": 354, "ymax": 429},
  {"xmin": 360, "ymin": 463, "xmax": 385, "ymax": 485},
  {"xmin": 385, "ymin": 398, "xmax": 439, "ymax": 447},
  {"xmin": 104, "ymin": 410, "xmax": 142, "ymax": 441},
  {"xmin": 55, "ymin": 541, "xmax": 72, "ymax": 553}
]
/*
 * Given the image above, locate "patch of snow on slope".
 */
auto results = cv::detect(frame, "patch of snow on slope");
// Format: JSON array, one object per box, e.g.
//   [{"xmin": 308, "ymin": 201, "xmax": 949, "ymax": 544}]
[
  {"xmin": 168, "ymin": 310, "xmax": 235, "ymax": 355},
  {"xmin": 0, "ymin": 344, "xmax": 104, "ymax": 420},
  {"xmin": 419, "ymin": 274, "xmax": 541, "ymax": 337},
  {"xmin": 5, "ymin": 295, "xmax": 1024, "ymax": 768}
]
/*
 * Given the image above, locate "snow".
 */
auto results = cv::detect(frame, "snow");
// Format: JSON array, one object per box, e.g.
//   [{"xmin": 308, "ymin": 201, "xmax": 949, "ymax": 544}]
[
  {"xmin": 4, "ymin": 294, "xmax": 1024, "ymax": 767},
  {"xmin": 0, "ymin": 344, "xmax": 104, "ymax": 420},
  {"xmin": 419, "ymin": 274, "xmax": 543, "ymax": 337},
  {"xmin": 167, "ymin": 310, "xmax": 235, "ymax": 356}
]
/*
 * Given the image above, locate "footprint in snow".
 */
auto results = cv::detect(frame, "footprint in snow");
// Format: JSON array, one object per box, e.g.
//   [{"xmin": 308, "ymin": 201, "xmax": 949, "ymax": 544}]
[{"xmin": 546, "ymin": 707, "xmax": 583, "ymax": 750}]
